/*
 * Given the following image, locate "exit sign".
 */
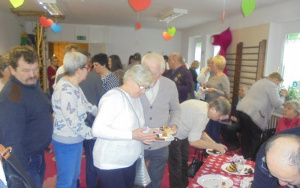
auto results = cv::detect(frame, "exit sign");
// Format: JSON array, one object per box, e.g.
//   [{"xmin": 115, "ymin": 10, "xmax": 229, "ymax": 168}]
[{"xmin": 77, "ymin": 36, "xmax": 86, "ymax": 40}]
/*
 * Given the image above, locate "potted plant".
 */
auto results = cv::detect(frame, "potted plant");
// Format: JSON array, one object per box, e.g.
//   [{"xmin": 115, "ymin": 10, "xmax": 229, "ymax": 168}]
[{"xmin": 286, "ymin": 81, "xmax": 300, "ymax": 101}]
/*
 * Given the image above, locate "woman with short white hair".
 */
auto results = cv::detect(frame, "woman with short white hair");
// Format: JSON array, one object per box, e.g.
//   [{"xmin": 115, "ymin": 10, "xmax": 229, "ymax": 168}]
[
  {"xmin": 52, "ymin": 51, "xmax": 97, "ymax": 188},
  {"xmin": 92, "ymin": 64, "xmax": 157, "ymax": 188}
]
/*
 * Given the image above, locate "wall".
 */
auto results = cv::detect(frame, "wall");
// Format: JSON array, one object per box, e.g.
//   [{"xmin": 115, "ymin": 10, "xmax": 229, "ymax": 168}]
[
  {"xmin": 23, "ymin": 22, "xmax": 181, "ymax": 67},
  {"xmin": 0, "ymin": 10, "xmax": 22, "ymax": 55},
  {"xmin": 181, "ymin": 0, "xmax": 300, "ymax": 76}
]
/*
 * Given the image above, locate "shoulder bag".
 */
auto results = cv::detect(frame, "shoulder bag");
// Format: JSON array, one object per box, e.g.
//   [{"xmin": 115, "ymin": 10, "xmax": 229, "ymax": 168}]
[
  {"xmin": 0, "ymin": 144, "xmax": 35, "ymax": 188},
  {"xmin": 187, "ymin": 148, "xmax": 204, "ymax": 178}
]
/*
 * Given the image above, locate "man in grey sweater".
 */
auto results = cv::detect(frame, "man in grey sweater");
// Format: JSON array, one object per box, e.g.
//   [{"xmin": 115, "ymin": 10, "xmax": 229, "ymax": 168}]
[
  {"xmin": 139, "ymin": 52, "xmax": 181, "ymax": 188},
  {"xmin": 236, "ymin": 72, "xmax": 288, "ymax": 160}
]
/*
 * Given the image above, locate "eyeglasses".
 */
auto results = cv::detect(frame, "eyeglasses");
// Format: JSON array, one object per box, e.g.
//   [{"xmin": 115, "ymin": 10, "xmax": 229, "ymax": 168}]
[{"xmin": 135, "ymin": 81, "xmax": 150, "ymax": 91}]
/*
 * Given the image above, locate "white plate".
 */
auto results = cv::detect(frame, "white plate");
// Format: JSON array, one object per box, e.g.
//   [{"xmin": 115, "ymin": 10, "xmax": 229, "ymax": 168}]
[
  {"xmin": 197, "ymin": 174, "xmax": 233, "ymax": 188},
  {"xmin": 221, "ymin": 163, "xmax": 254, "ymax": 176},
  {"xmin": 153, "ymin": 134, "xmax": 174, "ymax": 142},
  {"xmin": 206, "ymin": 149, "xmax": 221, "ymax": 156}
]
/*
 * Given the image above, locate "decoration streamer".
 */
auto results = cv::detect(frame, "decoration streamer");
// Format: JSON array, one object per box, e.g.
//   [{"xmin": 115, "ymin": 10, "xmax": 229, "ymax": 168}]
[{"xmin": 222, "ymin": 0, "xmax": 226, "ymax": 23}]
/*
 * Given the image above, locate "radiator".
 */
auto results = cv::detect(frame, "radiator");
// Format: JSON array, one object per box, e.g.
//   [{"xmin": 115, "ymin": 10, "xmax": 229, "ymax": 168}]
[{"xmin": 267, "ymin": 114, "xmax": 281, "ymax": 129}]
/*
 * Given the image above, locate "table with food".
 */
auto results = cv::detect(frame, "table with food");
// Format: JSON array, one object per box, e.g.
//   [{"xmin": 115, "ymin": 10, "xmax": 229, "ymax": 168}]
[{"xmin": 187, "ymin": 153, "xmax": 255, "ymax": 188}]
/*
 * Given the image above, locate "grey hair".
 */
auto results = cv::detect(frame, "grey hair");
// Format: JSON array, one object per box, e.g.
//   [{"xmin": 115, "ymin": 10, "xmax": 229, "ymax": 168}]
[
  {"xmin": 283, "ymin": 100, "xmax": 300, "ymax": 115},
  {"xmin": 265, "ymin": 134, "xmax": 300, "ymax": 172},
  {"xmin": 123, "ymin": 64, "xmax": 153, "ymax": 88},
  {"xmin": 63, "ymin": 52, "xmax": 87, "ymax": 76},
  {"xmin": 208, "ymin": 96, "xmax": 231, "ymax": 115},
  {"xmin": 142, "ymin": 52, "xmax": 165, "ymax": 74}
]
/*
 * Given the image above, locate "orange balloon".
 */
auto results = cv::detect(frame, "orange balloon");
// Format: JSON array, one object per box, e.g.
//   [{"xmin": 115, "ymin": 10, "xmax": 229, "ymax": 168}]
[{"xmin": 163, "ymin": 32, "xmax": 172, "ymax": 40}]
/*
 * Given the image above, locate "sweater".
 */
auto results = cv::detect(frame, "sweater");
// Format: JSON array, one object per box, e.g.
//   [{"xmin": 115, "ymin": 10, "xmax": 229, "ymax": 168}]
[
  {"xmin": 52, "ymin": 78, "xmax": 97, "ymax": 144},
  {"xmin": 237, "ymin": 78, "xmax": 285, "ymax": 130},
  {"xmin": 92, "ymin": 88, "xmax": 143, "ymax": 169},
  {"xmin": 140, "ymin": 77, "xmax": 181, "ymax": 150},
  {"xmin": 0, "ymin": 76, "xmax": 53, "ymax": 165}
]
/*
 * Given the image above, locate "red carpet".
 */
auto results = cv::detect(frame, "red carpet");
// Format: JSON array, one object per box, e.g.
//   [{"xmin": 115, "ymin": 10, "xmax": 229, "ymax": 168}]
[{"xmin": 43, "ymin": 145, "xmax": 240, "ymax": 188}]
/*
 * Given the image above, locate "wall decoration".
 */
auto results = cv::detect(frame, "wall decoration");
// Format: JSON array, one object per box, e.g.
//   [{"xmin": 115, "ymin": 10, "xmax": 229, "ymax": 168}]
[
  {"xmin": 242, "ymin": 0, "xmax": 256, "ymax": 17},
  {"xmin": 136, "ymin": 22, "xmax": 141, "ymax": 30},
  {"xmin": 210, "ymin": 27, "xmax": 232, "ymax": 75},
  {"xmin": 129, "ymin": 0, "xmax": 151, "ymax": 12},
  {"xmin": 39, "ymin": 16, "xmax": 54, "ymax": 28},
  {"xmin": 51, "ymin": 23, "xmax": 62, "ymax": 33},
  {"xmin": 163, "ymin": 31, "xmax": 172, "ymax": 40},
  {"xmin": 167, "ymin": 27, "xmax": 176, "ymax": 37},
  {"xmin": 9, "ymin": 0, "xmax": 24, "ymax": 8}
]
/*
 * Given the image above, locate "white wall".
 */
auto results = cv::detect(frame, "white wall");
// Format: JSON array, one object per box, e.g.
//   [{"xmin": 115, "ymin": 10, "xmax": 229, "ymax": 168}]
[
  {"xmin": 0, "ymin": 10, "xmax": 23, "ymax": 55},
  {"xmin": 181, "ymin": 0, "xmax": 300, "ymax": 75},
  {"xmin": 23, "ymin": 22, "xmax": 181, "ymax": 66}
]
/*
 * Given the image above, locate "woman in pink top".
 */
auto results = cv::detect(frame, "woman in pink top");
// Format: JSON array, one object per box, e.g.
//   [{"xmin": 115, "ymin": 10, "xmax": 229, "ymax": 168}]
[{"xmin": 275, "ymin": 100, "xmax": 300, "ymax": 133}]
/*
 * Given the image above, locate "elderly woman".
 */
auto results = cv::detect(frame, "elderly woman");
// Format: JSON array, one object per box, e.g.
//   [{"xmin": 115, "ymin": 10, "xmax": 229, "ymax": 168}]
[
  {"xmin": 205, "ymin": 55, "xmax": 230, "ymax": 142},
  {"xmin": 92, "ymin": 64, "xmax": 157, "ymax": 188},
  {"xmin": 52, "ymin": 52, "xmax": 97, "ymax": 188},
  {"xmin": 275, "ymin": 100, "xmax": 300, "ymax": 133},
  {"xmin": 0, "ymin": 55, "xmax": 11, "ymax": 91}
]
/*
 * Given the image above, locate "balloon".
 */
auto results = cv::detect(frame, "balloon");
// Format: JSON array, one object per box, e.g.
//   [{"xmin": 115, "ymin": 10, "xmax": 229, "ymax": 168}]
[
  {"xmin": 51, "ymin": 23, "xmax": 62, "ymax": 33},
  {"xmin": 39, "ymin": 16, "xmax": 54, "ymax": 28},
  {"xmin": 163, "ymin": 32, "xmax": 172, "ymax": 40},
  {"xmin": 136, "ymin": 22, "xmax": 141, "ymax": 30},
  {"xmin": 167, "ymin": 27, "xmax": 176, "ymax": 37},
  {"xmin": 9, "ymin": 0, "xmax": 24, "ymax": 8},
  {"xmin": 242, "ymin": 0, "xmax": 256, "ymax": 17},
  {"xmin": 129, "ymin": 0, "xmax": 151, "ymax": 12}
]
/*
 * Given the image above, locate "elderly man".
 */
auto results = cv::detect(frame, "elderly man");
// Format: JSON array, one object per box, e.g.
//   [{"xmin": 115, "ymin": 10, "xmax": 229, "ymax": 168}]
[
  {"xmin": 236, "ymin": 72, "xmax": 288, "ymax": 160},
  {"xmin": 0, "ymin": 45, "xmax": 53, "ymax": 187},
  {"xmin": 139, "ymin": 52, "xmax": 181, "ymax": 188},
  {"xmin": 169, "ymin": 97, "xmax": 230, "ymax": 188},
  {"xmin": 253, "ymin": 127, "xmax": 300, "ymax": 188},
  {"xmin": 163, "ymin": 53, "xmax": 193, "ymax": 103}
]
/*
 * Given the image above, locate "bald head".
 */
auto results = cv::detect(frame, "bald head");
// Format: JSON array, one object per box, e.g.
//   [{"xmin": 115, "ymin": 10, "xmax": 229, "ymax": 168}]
[
  {"xmin": 265, "ymin": 134, "xmax": 300, "ymax": 186},
  {"xmin": 168, "ymin": 53, "xmax": 183, "ymax": 70}
]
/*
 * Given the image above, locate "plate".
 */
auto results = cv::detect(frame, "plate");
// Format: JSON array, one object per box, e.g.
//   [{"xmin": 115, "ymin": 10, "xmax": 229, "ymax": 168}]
[
  {"xmin": 206, "ymin": 149, "xmax": 221, "ymax": 156},
  {"xmin": 221, "ymin": 163, "xmax": 254, "ymax": 176},
  {"xmin": 153, "ymin": 134, "xmax": 174, "ymax": 142},
  {"xmin": 197, "ymin": 174, "xmax": 233, "ymax": 188}
]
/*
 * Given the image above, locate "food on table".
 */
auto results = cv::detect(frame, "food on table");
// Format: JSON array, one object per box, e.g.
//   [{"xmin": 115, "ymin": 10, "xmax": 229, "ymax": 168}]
[
  {"xmin": 222, "ymin": 181, "xmax": 227, "ymax": 188},
  {"xmin": 244, "ymin": 168, "xmax": 253, "ymax": 174},
  {"xmin": 226, "ymin": 162, "xmax": 237, "ymax": 172}
]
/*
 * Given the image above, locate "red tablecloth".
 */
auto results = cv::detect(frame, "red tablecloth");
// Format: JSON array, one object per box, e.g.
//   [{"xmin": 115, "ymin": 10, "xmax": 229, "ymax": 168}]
[{"xmin": 187, "ymin": 154, "xmax": 255, "ymax": 188}]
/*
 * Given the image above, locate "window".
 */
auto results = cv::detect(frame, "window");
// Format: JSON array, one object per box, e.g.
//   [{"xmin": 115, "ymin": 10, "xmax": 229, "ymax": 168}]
[
  {"xmin": 282, "ymin": 33, "xmax": 300, "ymax": 88},
  {"xmin": 194, "ymin": 42, "xmax": 202, "ymax": 62},
  {"xmin": 213, "ymin": 46, "xmax": 220, "ymax": 57}
]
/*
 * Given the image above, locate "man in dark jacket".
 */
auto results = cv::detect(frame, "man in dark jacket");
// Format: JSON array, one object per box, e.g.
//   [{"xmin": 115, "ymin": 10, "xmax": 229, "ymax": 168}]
[{"xmin": 0, "ymin": 45, "xmax": 53, "ymax": 188}]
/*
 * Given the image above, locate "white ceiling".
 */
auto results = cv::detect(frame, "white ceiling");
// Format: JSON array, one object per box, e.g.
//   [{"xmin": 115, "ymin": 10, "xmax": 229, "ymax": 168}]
[{"xmin": 0, "ymin": 0, "xmax": 294, "ymax": 29}]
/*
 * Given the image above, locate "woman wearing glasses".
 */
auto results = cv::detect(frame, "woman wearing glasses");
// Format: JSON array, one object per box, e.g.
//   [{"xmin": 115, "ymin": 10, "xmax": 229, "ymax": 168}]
[
  {"xmin": 92, "ymin": 64, "xmax": 157, "ymax": 188},
  {"xmin": 52, "ymin": 52, "xmax": 97, "ymax": 188}
]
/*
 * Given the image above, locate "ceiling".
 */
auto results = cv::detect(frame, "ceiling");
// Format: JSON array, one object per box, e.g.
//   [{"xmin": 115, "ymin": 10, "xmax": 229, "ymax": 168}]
[{"xmin": 0, "ymin": 0, "xmax": 294, "ymax": 30}]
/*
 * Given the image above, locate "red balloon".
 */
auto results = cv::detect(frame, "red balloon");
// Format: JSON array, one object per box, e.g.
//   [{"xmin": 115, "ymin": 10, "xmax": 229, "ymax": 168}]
[
  {"xmin": 129, "ymin": 0, "xmax": 151, "ymax": 12},
  {"xmin": 39, "ymin": 16, "xmax": 54, "ymax": 28}
]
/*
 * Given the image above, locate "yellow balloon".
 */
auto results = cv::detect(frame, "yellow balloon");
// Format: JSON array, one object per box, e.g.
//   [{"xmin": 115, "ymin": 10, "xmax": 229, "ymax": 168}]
[{"xmin": 9, "ymin": 0, "xmax": 24, "ymax": 8}]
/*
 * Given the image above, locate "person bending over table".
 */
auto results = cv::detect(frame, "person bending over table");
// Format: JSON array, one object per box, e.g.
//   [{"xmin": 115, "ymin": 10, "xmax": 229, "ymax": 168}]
[
  {"xmin": 253, "ymin": 127, "xmax": 300, "ymax": 188},
  {"xmin": 168, "ymin": 97, "xmax": 231, "ymax": 188}
]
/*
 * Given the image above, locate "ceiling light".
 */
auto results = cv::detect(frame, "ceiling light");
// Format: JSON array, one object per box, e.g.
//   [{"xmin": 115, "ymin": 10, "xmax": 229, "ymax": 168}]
[
  {"xmin": 38, "ymin": 0, "xmax": 63, "ymax": 16},
  {"xmin": 159, "ymin": 8, "xmax": 188, "ymax": 23}
]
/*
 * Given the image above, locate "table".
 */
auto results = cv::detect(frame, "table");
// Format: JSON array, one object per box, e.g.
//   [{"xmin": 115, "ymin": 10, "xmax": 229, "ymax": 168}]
[{"xmin": 187, "ymin": 154, "xmax": 255, "ymax": 188}]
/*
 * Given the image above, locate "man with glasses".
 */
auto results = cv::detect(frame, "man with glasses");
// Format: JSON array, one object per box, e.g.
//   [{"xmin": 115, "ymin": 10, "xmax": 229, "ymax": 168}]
[
  {"xmin": 138, "ymin": 52, "xmax": 181, "ymax": 188},
  {"xmin": 252, "ymin": 127, "xmax": 300, "ymax": 188},
  {"xmin": 0, "ymin": 45, "xmax": 53, "ymax": 188}
]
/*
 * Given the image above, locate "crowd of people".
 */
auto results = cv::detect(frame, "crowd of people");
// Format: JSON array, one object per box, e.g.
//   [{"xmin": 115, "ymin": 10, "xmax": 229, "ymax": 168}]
[{"xmin": 0, "ymin": 43, "xmax": 299, "ymax": 188}]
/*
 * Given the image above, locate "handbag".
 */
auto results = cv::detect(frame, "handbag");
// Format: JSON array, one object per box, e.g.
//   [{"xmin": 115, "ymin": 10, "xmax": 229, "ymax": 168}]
[
  {"xmin": 260, "ymin": 128, "xmax": 276, "ymax": 143},
  {"xmin": 187, "ymin": 149, "xmax": 204, "ymax": 178},
  {"xmin": 0, "ymin": 144, "xmax": 35, "ymax": 188},
  {"xmin": 116, "ymin": 88, "xmax": 151, "ymax": 186}
]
